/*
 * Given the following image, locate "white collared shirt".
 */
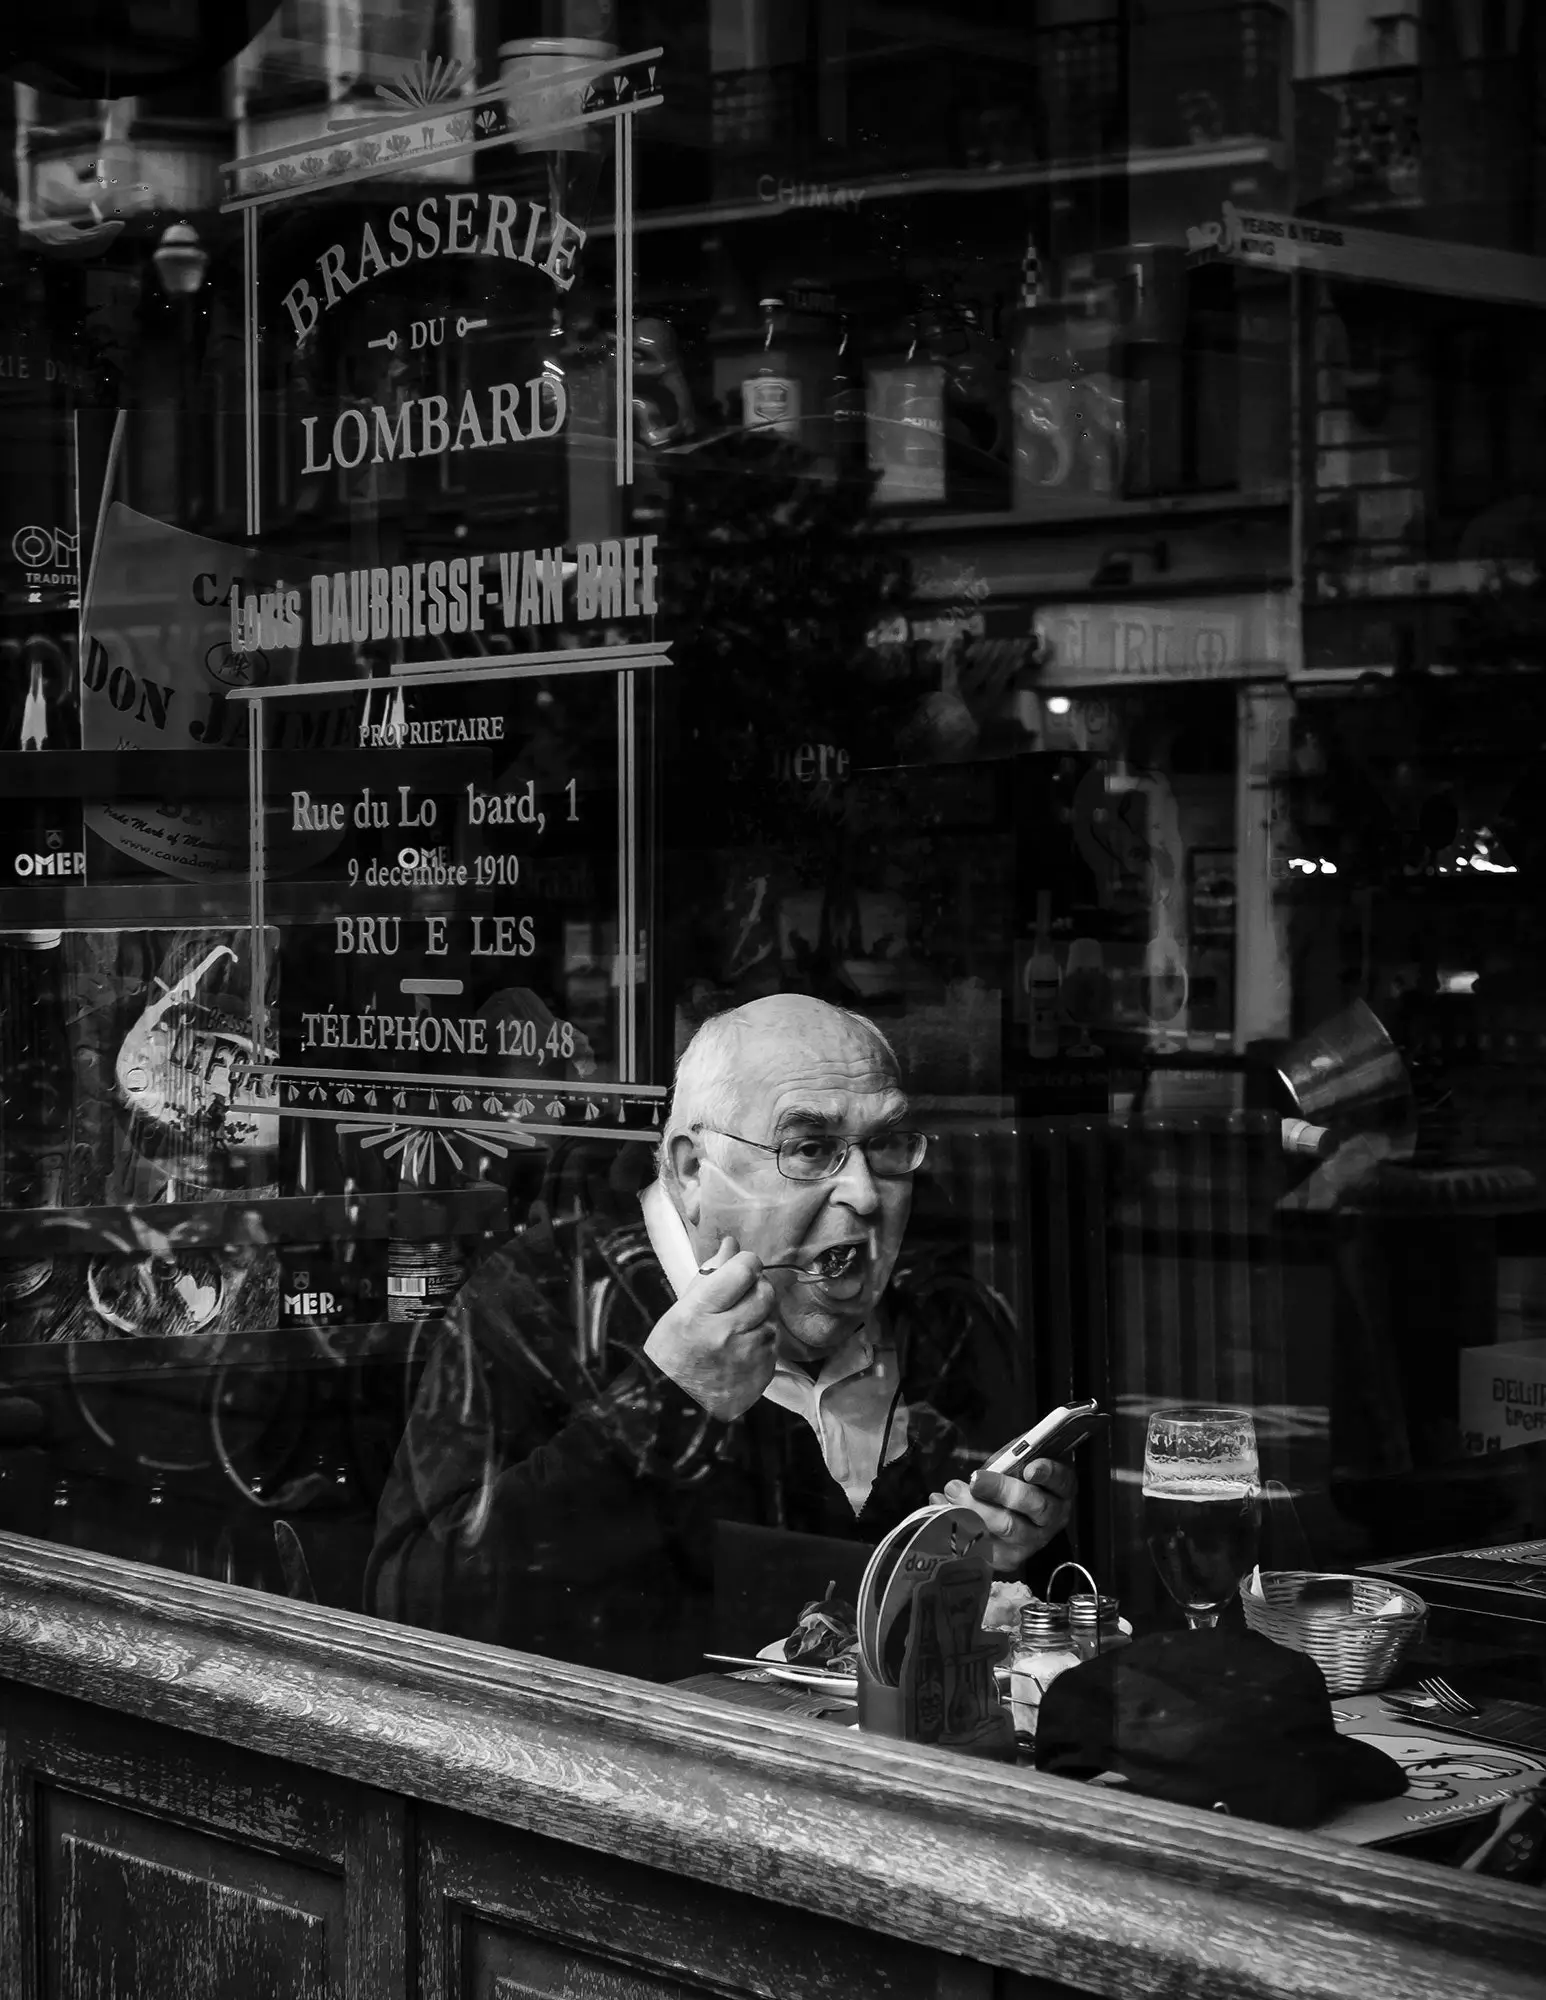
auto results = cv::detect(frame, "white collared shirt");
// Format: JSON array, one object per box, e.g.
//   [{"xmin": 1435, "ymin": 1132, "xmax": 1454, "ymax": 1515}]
[{"xmin": 640, "ymin": 1181, "xmax": 911, "ymax": 1513}]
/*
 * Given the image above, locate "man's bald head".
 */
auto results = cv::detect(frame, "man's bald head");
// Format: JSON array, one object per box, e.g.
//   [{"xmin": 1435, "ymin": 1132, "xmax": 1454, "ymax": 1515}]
[{"xmin": 662, "ymin": 996, "xmax": 901, "ymax": 1169}]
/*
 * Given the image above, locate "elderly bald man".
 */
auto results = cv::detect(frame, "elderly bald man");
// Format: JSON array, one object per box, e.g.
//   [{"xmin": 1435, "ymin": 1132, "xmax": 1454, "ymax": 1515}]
[{"xmin": 368, "ymin": 996, "xmax": 1073, "ymax": 1678}]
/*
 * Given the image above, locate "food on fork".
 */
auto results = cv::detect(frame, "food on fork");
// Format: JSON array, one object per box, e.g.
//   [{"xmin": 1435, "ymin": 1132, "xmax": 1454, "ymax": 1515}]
[{"xmin": 804, "ymin": 1243, "xmax": 862, "ymax": 1281}]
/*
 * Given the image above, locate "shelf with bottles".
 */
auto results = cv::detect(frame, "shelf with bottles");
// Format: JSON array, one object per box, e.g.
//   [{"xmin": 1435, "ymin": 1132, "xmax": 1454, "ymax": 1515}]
[
  {"xmin": 703, "ymin": 8, "xmax": 1286, "ymax": 202},
  {"xmin": 2, "ymin": 1261, "xmax": 458, "ymax": 1600},
  {"xmin": 11, "ymin": 1410, "xmax": 392, "ymax": 1604},
  {"xmin": 0, "ymin": 1186, "xmax": 509, "ymax": 1258},
  {"xmin": 0, "ymin": 1184, "xmax": 510, "ymax": 1351},
  {"xmin": 1271, "ymin": 865, "xmax": 1532, "ymax": 905},
  {"xmin": 0, "ymin": 889, "xmax": 250, "ymax": 931},
  {"xmin": 0, "ymin": 1314, "xmax": 423, "ymax": 1382},
  {"xmin": 858, "ymin": 486, "xmax": 1292, "ymax": 540},
  {"xmin": 708, "ymin": 248, "xmax": 1290, "ymax": 524},
  {"xmin": 1405, "ymin": 997, "xmax": 1546, "ymax": 1073},
  {"xmin": 1012, "ymin": 894, "xmax": 1237, "ymax": 1077}
]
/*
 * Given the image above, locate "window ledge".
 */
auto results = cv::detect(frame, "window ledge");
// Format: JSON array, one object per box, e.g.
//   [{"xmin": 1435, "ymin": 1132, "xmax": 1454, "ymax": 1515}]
[{"xmin": 0, "ymin": 1534, "xmax": 1539, "ymax": 1998}]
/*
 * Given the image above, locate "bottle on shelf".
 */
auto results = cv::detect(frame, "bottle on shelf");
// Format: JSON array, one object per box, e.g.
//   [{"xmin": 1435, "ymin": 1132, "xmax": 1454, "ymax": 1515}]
[
  {"xmin": 918, "ymin": 296, "xmax": 1010, "ymax": 510},
  {"xmin": 142, "ymin": 1477, "xmax": 177, "ymax": 1570},
  {"xmin": 48, "ymin": 1474, "xmax": 76, "ymax": 1548},
  {"xmin": 242, "ymin": 1475, "xmax": 276, "ymax": 1591},
  {"xmin": 0, "ymin": 618, "xmax": 85, "ymax": 887},
  {"xmin": 1097, "ymin": 243, "xmax": 1186, "ymax": 499},
  {"xmin": 1024, "ymin": 891, "xmax": 1062, "ymax": 1060},
  {"xmin": 0, "ymin": 929, "xmax": 71, "ymax": 1335},
  {"xmin": 822, "ymin": 316, "xmax": 867, "ymax": 485},
  {"xmin": 279, "ymin": 1119, "xmax": 358, "ymax": 1332},
  {"xmin": 741, "ymin": 296, "xmax": 803, "ymax": 439},
  {"xmin": 380, "ymin": 1120, "xmax": 470, "ymax": 1325},
  {"xmin": 865, "ymin": 313, "xmax": 947, "ymax": 507},
  {"xmin": 210, "ymin": 1475, "xmax": 278, "ymax": 1593},
  {"xmin": 0, "ymin": 1446, "xmax": 40, "ymax": 1538},
  {"xmin": 386, "ymin": 1236, "xmax": 468, "ymax": 1323}
]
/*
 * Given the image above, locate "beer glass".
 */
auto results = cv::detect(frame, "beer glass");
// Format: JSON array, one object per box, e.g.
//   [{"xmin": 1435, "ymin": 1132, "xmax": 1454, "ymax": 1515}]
[{"xmin": 1143, "ymin": 1406, "xmax": 1261, "ymax": 1628}]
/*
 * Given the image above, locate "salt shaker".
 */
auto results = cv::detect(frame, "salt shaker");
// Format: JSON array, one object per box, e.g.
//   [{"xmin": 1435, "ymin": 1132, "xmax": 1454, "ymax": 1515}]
[
  {"xmin": 1007, "ymin": 1602, "xmax": 1080, "ymax": 1747},
  {"xmin": 1068, "ymin": 1591, "xmax": 1129, "ymax": 1663}
]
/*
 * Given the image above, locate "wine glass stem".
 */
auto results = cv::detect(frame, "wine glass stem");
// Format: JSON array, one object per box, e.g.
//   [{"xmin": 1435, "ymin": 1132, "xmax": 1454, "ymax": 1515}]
[{"xmin": 1185, "ymin": 1609, "xmax": 1220, "ymax": 1630}]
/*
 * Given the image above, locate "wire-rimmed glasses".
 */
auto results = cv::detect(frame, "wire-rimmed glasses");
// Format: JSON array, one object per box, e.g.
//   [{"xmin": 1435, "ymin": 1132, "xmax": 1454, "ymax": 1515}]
[{"xmin": 696, "ymin": 1126, "xmax": 928, "ymax": 1182}]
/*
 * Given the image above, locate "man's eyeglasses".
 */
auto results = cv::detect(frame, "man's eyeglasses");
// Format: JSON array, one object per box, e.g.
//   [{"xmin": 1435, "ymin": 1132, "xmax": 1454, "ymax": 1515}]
[{"xmin": 697, "ymin": 1126, "xmax": 928, "ymax": 1182}]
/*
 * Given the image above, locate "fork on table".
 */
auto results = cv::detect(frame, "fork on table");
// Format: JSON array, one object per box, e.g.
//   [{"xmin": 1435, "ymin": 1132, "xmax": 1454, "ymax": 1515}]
[
  {"xmin": 1387, "ymin": 1675, "xmax": 1480, "ymax": 1719},
  {"xmin": 1381, "ymin": 1676, "xmax": 1546, "ymax": 1754}
]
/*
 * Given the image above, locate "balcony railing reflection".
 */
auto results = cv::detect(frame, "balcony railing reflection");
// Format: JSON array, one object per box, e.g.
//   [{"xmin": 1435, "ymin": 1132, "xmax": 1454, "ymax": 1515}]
[
  {"xmin": 708, "ymin": 3, "xmax": 1288, "ymax": 200},
  {"xmin": 1296, "ymin": 58, "xmax": 1545, "ymax": 244}
]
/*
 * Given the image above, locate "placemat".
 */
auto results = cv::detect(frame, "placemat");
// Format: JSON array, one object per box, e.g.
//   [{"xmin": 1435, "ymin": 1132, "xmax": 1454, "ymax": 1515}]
[{"xmin": 1320, "ymin": 1694, "xmax": 1546, "ymax": 1846}]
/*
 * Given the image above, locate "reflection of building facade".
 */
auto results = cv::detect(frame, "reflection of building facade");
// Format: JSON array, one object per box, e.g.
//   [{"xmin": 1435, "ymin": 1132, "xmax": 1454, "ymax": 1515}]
[
  {"xmin": 1, "ymin": 5, "xmax": 1546, "ymax": 1991},
  {"xmin": 1, "ymin": 0, "xmax": 1543, "ymax": 1489}
]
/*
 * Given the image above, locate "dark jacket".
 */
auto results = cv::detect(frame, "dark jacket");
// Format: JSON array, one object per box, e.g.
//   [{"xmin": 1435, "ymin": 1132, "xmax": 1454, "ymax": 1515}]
[{"xmin": 367, "ymin": 1211, "xmax": 1047, "ymax": 1682}]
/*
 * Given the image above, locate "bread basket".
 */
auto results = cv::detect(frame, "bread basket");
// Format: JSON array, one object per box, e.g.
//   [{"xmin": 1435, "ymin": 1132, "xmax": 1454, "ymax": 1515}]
[{"xmin": 1241, "ymin": 1571, "xmax": 1427, "ymax": 1694}]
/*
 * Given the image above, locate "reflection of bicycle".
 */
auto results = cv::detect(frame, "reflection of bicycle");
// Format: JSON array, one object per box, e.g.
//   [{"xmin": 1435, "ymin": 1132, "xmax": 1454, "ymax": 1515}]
[
  {"xmin": 518, "ymin": 1174, "xmax": 715, "ymax": 1486},
  {"xmin": 578, "ymin": 1217, "xmax": 714, "ymax": 1483},
  {"xmin": 886, "ymin": 1251, "xmax": 1017, "ymax": 1431},
  {"xmin": 200, "ymin": 1135, "xmax": 1023, "ymax": 1511}
]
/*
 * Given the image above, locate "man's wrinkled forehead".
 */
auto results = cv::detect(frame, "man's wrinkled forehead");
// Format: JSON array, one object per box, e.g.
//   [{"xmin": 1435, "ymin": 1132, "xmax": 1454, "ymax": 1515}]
[
  {"xmin": 766, "ymin": 1083, "xmax": 910, "ymax": 1137},
  {"xmin": 729, "ymin": 1018, "xmax": 904, "ymax": 1133}
]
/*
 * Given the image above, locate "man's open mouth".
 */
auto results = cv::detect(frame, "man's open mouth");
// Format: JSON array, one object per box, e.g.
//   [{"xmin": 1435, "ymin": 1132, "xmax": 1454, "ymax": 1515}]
[{"xmin": 804, "ymin": 1243, "xmax": 865, "ymax": 1283}]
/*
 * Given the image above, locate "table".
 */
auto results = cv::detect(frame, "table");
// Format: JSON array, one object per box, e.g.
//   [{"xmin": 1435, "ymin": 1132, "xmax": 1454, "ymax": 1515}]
[
  {"xmin": 674, "ymin": 1669, "xmax": 858, "ymax": 1725},
  {"xmin": 682, "ymin": 1659, "xmax": 1546, "ymax": 1878}
]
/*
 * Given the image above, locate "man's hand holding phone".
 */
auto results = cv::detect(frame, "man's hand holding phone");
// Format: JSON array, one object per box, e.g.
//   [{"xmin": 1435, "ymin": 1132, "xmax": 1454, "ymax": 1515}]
[
  {"xmin": 932, "ymin": 1401, "xmax": 1101, "ymax": 1573},
  {"xmin": 933, "ymin": 1458, "xmax": 1076, "ymax": 1573}
]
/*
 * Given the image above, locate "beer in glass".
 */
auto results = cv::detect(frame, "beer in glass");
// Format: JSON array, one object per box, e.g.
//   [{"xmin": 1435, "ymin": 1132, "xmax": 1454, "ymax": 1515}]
[{"xmin": 1143, "ymin": 1406, "xmax": 1260, "ymax": 1628}]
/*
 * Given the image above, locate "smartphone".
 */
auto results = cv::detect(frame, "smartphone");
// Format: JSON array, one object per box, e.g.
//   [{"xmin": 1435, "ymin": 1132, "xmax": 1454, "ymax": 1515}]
[{"xmin": 980, "ymin": 1400, "xmax": 1107, "ymax": 1478}]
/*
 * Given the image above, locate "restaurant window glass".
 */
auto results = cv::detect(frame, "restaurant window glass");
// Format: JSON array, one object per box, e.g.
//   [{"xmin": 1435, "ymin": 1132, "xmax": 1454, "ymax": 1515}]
[{"xmin": 1, "ymin": 0, "xmax": 1545, "ymax": 1874}]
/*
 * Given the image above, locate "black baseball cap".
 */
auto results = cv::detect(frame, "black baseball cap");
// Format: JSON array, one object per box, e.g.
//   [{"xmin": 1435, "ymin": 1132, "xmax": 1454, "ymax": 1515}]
[{"xmin": 1034, "ymin": 1628, "xmax": 1407, "ymax": 1828}]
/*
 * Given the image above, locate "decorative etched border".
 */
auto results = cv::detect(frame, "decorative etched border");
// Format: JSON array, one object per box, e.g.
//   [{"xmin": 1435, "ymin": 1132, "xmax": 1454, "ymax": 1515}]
[
  {"xmin": 220, "ymin": 47, "xmax": 662, "ymax": 211},
  {"xmin": 232, "ymin": 646, "xmax": 664, "ymax": 1142},
  {"xmin": 262, "ymin": 1074, "xmax": 667, "ymax": 1146}
]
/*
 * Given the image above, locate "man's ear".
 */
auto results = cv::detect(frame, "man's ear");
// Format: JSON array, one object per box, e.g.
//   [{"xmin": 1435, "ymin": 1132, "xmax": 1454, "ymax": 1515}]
[{"xmin": 667, "ymin": 1131, "xmax": 707, "ymax": 1225}]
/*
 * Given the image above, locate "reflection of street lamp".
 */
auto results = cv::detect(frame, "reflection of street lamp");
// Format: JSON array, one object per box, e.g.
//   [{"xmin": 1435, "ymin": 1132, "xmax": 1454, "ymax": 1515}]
[
  {"xmin": 152, "ymin": 222, "xmax": 208, "ymax": 524},
  {"xmin": 152, "ymin": 220, "xmax": 208, "ymax": 297}
]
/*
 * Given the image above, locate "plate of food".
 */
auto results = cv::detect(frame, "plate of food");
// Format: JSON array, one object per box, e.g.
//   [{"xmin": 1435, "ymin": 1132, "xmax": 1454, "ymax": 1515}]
[{"xmin": 758, "ymin": 1583, "xmax": 860, "ymax": 1696}]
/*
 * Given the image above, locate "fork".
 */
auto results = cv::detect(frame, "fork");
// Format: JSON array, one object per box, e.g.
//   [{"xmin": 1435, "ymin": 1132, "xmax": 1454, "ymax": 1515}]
[
  {"xmin": 1382, "ymin": 1676, "xmax": 1477, "ymax": 1720},
  {"xmin": 696, "ymin": 1257, "xmax": 847, "ymax": 1286},
  {"xmin": 1415, "ymin": 1675, "xmax": 1481, "ymax": 1718}
]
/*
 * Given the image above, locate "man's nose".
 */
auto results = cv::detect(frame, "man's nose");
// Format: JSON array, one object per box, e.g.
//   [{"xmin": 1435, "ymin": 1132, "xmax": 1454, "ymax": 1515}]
[{"xmin": 829, "ymin": 1143, "xmax": 881, "ymax": 1213}]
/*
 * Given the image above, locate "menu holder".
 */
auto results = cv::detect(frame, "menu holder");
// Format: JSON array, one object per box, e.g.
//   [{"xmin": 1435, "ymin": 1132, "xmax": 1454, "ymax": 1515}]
[
  {"xmin": 856, "ymin": 1504, "xmax": 1014, "ymax": 1761},
  {"xmin": 1361, "ymin": 1540, "xmax": 1546, "ymax": 1622}
]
